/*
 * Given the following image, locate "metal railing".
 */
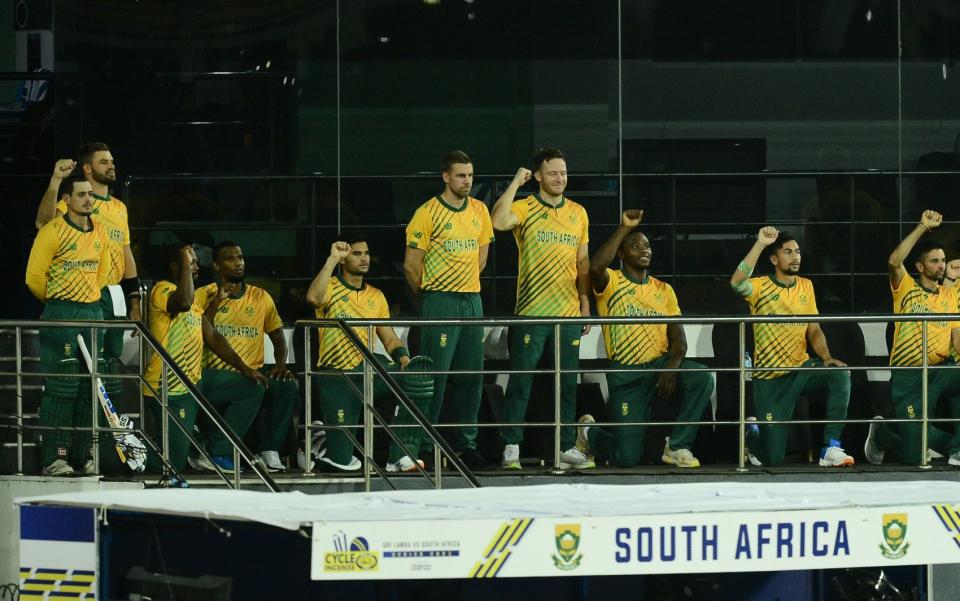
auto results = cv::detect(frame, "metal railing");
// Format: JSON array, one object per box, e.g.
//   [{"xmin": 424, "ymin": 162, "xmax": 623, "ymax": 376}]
[
  {"xmin": 0, "ymin": 320, "xmax": 281, "ymax": 492},
  {"xmin": 297, "ymin": 312, "xmax": 959, "ymax": 489}
]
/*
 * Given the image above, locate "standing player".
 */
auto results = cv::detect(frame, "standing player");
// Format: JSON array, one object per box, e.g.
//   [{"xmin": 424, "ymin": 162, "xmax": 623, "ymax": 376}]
[
  {"xmin": 143, "ymin": 244, "xmax": 267, "ymax": 474},
  {"xmin": 197, "ymin": 241, "xmax": 298, "ymax": 473},
  {"xmin": 491, "ymin": 148, "xmax": 593, "ymax": 470},
  {"xmin": 26, "ymin": 173, "xmax": 109, "ymax": 476},
  {"xmin": 400, "ymin": 150, "xmax": 495, "ymax": 469},
  {"xmin": 307, "ymin": 239, "xmax": 430, "ymax": 473},
  {"xmin": 865, "ymin": 211, "xmax": 960, "ymax": 465},
  {"xmin": 730, "ymin": 227, "xmax": 854, "ymax": 467},
  {"xmin": 578, "ymin": 209, "xmax": 712, "ymax": 467},
  {"xmin": 35, "ymin": 144, "xmax": 141, "ymax": 365}
]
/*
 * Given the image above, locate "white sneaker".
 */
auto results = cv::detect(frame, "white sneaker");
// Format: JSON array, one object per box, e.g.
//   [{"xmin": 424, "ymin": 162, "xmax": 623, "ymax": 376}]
[
  {"xmin": 386, "ymin": 456, "xmax": 425, "ymax": 473},
  {"xmin": 576, "ymin": 414, "xmax": 594, "ymax": 455},
  {"xmin": 42, "ymin": 459, "xmax": 74, "ymax": 476},
  {"xmin": 949, "ymin": 452, "xmax": 960, "ymax": 467},
  {"xmin": 819, "ymin": 441, "xmax": 855, "ymax": 467},
  {"xmin": 296, "ymin": 449, "xmax": 316, "ymax": 472},
  {"xmin": 662, "ymin": 437, "xmax": 700, "ymax": 468},
  {"xmin": 864, "ymin": 416, "xmax": 885, "ymax": 464},
  {"xmin": 501, "ymin": 444, "xmax": 521, "ymax": 470},
  {"xmin": 187, "ymin": 455, "xmax": 202, "ymax": 471},
  {"xmin": 559, "ymin": 446, "xmax": 595, "ymax": 469},
  {"xmin": 318, "ymin": 455, "xmax": 361, "ymax": 472},
  {"xmin": 82, "ymin": 459, "xmax": 96, "ymax": 475},
  {"xmin": 929, "ymin": 448, "xmax": 944, "ymax": 461},
  {"xmin": 259, "ymin": 450, "xmax": 286, "ymax": 472}
]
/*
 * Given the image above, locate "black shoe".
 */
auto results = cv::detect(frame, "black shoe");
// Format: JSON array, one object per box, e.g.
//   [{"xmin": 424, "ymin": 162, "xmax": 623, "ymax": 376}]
[{"xmin": 457, "ymin": 448, "xmax": 495, "ymax": 471}]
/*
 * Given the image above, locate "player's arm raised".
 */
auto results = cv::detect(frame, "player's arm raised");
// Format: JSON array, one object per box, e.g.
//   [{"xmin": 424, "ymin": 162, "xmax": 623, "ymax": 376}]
[
  {"xmin": 166, "ymin": 246, "xmax": 196, "ymax": 317},
  {"xmin": 35, "ymin": 159, "xmax": 75, "ymax": 229},
  {"xmin": 491, "ymin": 167, "xmax": 530, "ymax": 231},
  {"xmin": 306, "ymin": 242, "xmax": 349, "ymax": 309},
  {"xmin": 889, "ymin": 210, "xmax": 941, "ymax": 289},
  {"xmin": 589, "ymin": 209, "xmax": 643, "ymax": 294},
  {"xmin": 730, "ymin": 226, "xmax": 779, "ymax": 298}
]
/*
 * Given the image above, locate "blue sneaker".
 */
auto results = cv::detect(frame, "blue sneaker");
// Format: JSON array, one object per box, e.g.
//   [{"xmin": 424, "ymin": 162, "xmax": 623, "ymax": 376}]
[{"xmin": 196, "ymin": 454, "xmax": 242, "ymax": 474}]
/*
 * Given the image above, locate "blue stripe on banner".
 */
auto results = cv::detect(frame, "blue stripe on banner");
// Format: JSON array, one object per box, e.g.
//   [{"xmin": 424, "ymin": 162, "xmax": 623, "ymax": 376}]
[
  {"xmin": 49, "ymin": 592, "xmax": 82, "ymax": 598},
  {"xmin": 20, "ymin": 506, "xmax": 95, "ymax": 543}
]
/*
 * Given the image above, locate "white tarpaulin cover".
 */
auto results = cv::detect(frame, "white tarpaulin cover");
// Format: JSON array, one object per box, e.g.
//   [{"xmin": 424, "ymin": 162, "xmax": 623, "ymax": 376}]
[{"xmin": 18, "ymin": 482, "xmax": 960, "ymax": 579}]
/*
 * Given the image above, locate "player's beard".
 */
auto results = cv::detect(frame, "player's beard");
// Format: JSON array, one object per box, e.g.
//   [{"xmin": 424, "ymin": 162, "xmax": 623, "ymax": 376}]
[{"xmin": 91, "ymin": 170, "xmax": 116, "ymax": 185}]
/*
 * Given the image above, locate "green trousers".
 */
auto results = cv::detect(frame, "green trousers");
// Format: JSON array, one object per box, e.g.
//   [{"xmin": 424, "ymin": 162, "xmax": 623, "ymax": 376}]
[
  {"xmin": 746, "ymin": 358, "xmax": 850, "ymax": 466},
  {"xmin": 417, "ymin": 291, "xmax": 484, "ymax": 454},
  {"xmin": 501, "ymin": 322, "xmax": 582, "ymax": 451},
  {"xmin": 873, "ymin": 362, "xmax": 960, "ymax": 464},
  {"xmin": 198, "ymin": 368, "xmax": 266, "ymax": 456},
  {"xmin": 313, "ymin": 355, "xmax": 397, "ymax": 465},
  {"xmin": 588, "ymin": 356, "xmax": 712, "ymax": 467},
  {"xmin": 98, "ymin": 286, "xmax": 125, "ymax": 361},
  {"xmin": 145, "ymin": 391, "xmax": 198, "ymax": 472},
  {"xmin": 38, "ymin": 300, "xmax": 104, "ymax": 467},
  {"xmin": 255, "ymin": 367, "xmax": 300, "ymax": 452}
]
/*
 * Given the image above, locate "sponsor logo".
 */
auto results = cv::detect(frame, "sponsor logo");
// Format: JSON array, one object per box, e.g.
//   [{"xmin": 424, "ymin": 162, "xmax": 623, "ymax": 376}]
[
  {"xmin": 654, "ymin": 292, "xmax": 664, "ymax": 303},
  {"xmin": 569, "ymin": 214, "xmax": 577, "ymax": 224},
  {"xmin": 552, "ymin": 524, "xmax": 583, "ymax": 570},
  {"xmin": 414, "ymin": 231, "xmax": 423, "ymax": 239},
  {"xmin": 63, "ymin": 343, "xmax": 72, "ymax": 357},
  {"xmin": 67, "ymin": 243, "xmax": 78, "ymax": 251},
  {"xmin": 444, "ymin": 223, "xmax": 453, "ymax": 230},
  {"xmin": 93, "ymin": 241, "xmax": 101, "ymax": 251},
  {"xmin": 523, "ymin": 334, "xmax": 531, "ymax": 345},
  {"xmin": 440, "ymin": 333, "xmax": 448, "ymax": 348},
  {"xmin": 880, "ymin": 514, "xmax": 909, "ymax": 559},
  {"xmin": 245, "ymin": 306, "xmax": 255, "ymax": 316},
  {"xmin": 572, "ymin": 339, "xmax": 580, "ymax": 347},
  {"xmin": 799, "ymin": 294, "xmax": 808, "ymax": 305},
  {"xmin": 337, "ymin": 409, "xmax": 345, "ymax": 424},
  {"xmin": 178, "ymin": 408, "xmax": 186, "ymax": 420},
  {"xmin": 57, "ymin": 448, "xmax": 67, "ymax": 457},
  {"xmin": 324, "ymin": 532, "xmax": 379, "ymax": 572},
  {"xmin": 469, "ymin": 518, "xmax": 533, "ymax": 578},
  {"xmin": 765, "ymin": 413, "xmax": 774, "ymax": 421},
  {"xmin": 472, "ymin": 218, "xmax": 480, "ymax": 228},
  {"xmin": 621, "ymin": 403, "xmax": 629, "ymax": 416},
  {"xmin": 931, "ymin": 504, "xmax": 960, "ymax": 550},
  {"xmin": 907, "ymin": 405, "xmax": 916, "ymax": 419},
  {"xmin": 367, "ymin": 299, "xmax": 376, "ymax": 308}
]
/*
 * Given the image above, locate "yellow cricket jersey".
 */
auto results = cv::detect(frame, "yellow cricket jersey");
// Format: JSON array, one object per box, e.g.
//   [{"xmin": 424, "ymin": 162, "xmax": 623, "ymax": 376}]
[
  {"xmin": 889, "ymin": 272, "xmax": 960, "ymax": 366},
  {"xmin": 200, "ymin": 283, "xmax": 283, "ymax": 371},
  {"xmin": 25, "ymin": 214, "xmax": 109, "ymax": 303},
  {"xmin": 406, "ymin": 195, "xmax": 494, "ymax": 293},
  {"xmin": 57, "ymin": 194, "xmax": 129, "ymax": 285},
  {"xmin": 143, "ymin": 281, "xmax": 208, "ymax": 396},
  {"xmin": 510, "ymin": 194, "xmax": 589, "ymax": 317},
  {"xmin": 595, "ymin": 269, "xmax": 680, "ymax": 365},
  {"xmin": 315, "ymin": 277, "xmax": 390, "ymax": 370},
  {"xmin": 743, "ymin": 275, "xmax": 818, "ymax": 379}
]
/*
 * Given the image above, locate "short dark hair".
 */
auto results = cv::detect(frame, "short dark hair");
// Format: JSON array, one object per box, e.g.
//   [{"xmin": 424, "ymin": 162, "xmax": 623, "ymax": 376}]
[
  {"xmin": 442, "ymin": 150, "xmax": 472, "ymax": 173},
  {"xmin": 77, "ymin": 142, "xmax": 111, "ymax": 166},
  {"xmin": 57, "ymin": 171, "xmax": 87, "ymax": 199},
  {"xmin": 345, "ymin": 233, "xmax": 368, "ymax": 247},
  {"xmin": 912, "ymin": 239, "xmax": 945, "ymax": 266},
  {"xmin": 212, "ymin": 240, "xmax": 241, "ymax": 262},
  {"xmin": 766, "ymin": 232, "xmax": 797, "ymax": 262},
  {"xmin": 620, "ymin": 230, "xmax": 648, "ymax": 251},
  {"xmin": 533, "ymin": 148, "xmax": 564, "ymax": 172}
]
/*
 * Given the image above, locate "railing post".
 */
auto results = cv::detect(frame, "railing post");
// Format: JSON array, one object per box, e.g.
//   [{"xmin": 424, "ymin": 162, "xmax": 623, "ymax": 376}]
[
  {"xmin": 90, "ymin": 326, "xmax": 100, "ymax": 475},
  {"xmin": 434, "ymin": 444, "xmax": 442, "ymax": 489},
  {"xmin": 737, "ymin": 320, "xmax": 747, "ymax": 472},
  {"xmin": 15, "ymin": 326, "xmax": 23, "ymax": 474},
  {"xmin": 234, "ymin": 446, "xmax": 242, "ymax": 489},
  {"xmin": 363, "ymin": 324, "xmax": 375, "ymax": 492},
  {"xmin": 303, "ymin": 325, "xmax": 314, "ymax": 476},
  {"xmin": 553, "ymin": 322, "xmax": 562, "ymax": 470},
  {"xmin": 160, "ymin": 363, "xmax": 170, "ymax": 468},
  {"xmin": 920, "ymin": 320, "xmax": 930, "ymax": 469}
]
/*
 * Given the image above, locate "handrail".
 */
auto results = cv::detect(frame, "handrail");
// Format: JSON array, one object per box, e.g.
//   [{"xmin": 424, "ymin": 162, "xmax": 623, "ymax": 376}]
[
  {"xmin": 0, "ymin": 319, "xmax": 281, "ymax": 492},
  {"xmin": 298, "ymin": 319, "xmax": 481, "ymax": 489}
]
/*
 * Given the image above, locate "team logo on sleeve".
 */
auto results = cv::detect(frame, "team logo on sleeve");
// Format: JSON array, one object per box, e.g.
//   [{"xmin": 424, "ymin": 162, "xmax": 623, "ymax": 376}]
[
  {"xmin": 552, "ymin": 524, "xmax": 583, "ymax": 570},
  {"xmin": 880, "ymin": 514, "xmax": 909, "ymax": 559}
]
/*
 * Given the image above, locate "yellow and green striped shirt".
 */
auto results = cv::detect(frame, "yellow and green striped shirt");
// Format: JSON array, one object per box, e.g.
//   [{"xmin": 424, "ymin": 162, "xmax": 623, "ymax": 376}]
[
  {"xmin": 25, "ymin": 214, "xmax": 109, "ymax": 303},
  {"xmin": 315, "ymin": 277, "xmax": 389, "ymax": 370},
  {"xmin": 595, "ymin": 269, "xmax": 680, "ymax": 365},
  {"xmin": 743, "ymin": 275, "xmax": 818, "ymax": 379},
  {"xmin": 406, "ymin": 195, "xmax": 494, "ymax": 293},
  {"xmin": 201, "ymin": 283, "xmax": 283, "ymax": 371},
  {"xmin": 57, "ymin": 194, "xmax": 129, "ymax": 285},
  {"xmin": 144, "ymin": 281, "xmax": 208, "ymax": 396},
  {"xmin": 889, "ymin": 272, "xmax": 960, "ymax": 366},
  {"xmin": 510, "ymin": 194, "xmax": 589, "ymax": 316}
]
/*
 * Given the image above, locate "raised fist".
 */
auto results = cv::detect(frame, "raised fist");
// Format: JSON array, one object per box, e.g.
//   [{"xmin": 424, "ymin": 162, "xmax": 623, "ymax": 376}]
[
  {"xmin": 513, "ymin": 167, "xmax": 532, "ymax": 186},
  {"xmin": 330, "ymin": 241, "xmax": 351, "ymax": 260},
  {"xmin": 52, "ymin": 158, "xmax": 76, "ymax": 179},
  {"xmin": 622, "ymin": 209, "xmax": 644, "ymax": 228},
  {"xmin": 921, "ymin": 210, "xmax": 943, "ymax": 231},
  {"xmin": 757, "ymin": 226, "xmax": 779, "ymax": 246}
]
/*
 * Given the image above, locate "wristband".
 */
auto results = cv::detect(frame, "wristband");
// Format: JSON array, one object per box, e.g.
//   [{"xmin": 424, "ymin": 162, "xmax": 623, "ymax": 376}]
[
  {"xmin": 390, "ymin": 346, "xmax": 410, "ymax": 363},
  {"xmin": 120, "ymin": 277, "xmax": 141, "ymax": 299},
  {"xmin": 737, "ymin": 261, "xmax": 754, "ymax": 277}
]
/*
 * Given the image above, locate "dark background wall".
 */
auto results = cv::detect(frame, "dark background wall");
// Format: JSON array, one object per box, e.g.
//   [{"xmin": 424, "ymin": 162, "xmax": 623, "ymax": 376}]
[{"xmin": 4, "ymin": 0, "xmax": 960, "ymax": 320}]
